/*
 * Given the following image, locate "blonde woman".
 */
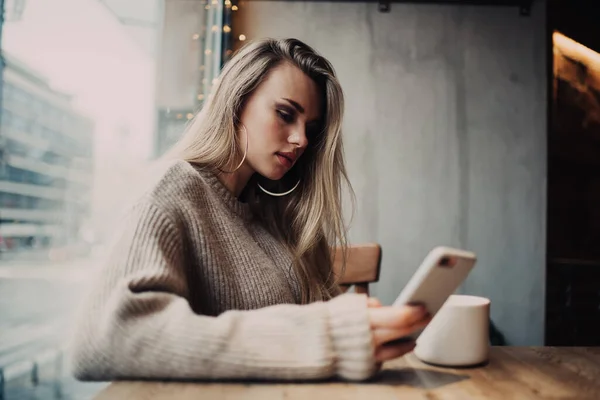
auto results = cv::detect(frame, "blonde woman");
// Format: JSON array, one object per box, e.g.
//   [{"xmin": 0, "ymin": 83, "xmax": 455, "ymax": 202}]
[{"xmin": 70, "ymin": 38, "xmax": 431, "ymax": 382}]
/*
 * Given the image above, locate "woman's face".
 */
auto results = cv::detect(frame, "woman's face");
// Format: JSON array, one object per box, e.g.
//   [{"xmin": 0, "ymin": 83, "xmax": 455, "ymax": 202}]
[{"xmin": 239, "ymin": 62, "xmax": 322, "ymax": 181}]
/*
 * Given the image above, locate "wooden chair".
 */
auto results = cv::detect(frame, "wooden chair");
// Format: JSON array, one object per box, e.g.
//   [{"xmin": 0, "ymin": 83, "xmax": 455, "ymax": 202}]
[{"xmin": 333, "ymin": 243, "xmax": 382, "ymax": 296}]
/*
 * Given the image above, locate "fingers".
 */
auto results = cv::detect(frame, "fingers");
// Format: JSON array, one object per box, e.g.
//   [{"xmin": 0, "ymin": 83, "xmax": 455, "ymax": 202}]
[
  {"xmin": 367, "ymin": 297, "xmax": 382, "ymax": 308},
  {"xmin": 374, "ymin": 361, "xmax": 383, "ymax": 373},
  {"xmin": 373, "ymin": 328, "xmax": 407, "ymax": 347},
  {"xmin": 374, "ymin": 340, "xmax": 417, "ymax": 362},
  {"xmin": 371, "ymin": 315, "xmax": 432, "ymax": 347},
  {"xmin": 368, "ymin": 304, "xmax": 432, "ymax": 365},
  {"xmin": 369, "ymin": 305, "xmax": 428, "ymax": 329}
]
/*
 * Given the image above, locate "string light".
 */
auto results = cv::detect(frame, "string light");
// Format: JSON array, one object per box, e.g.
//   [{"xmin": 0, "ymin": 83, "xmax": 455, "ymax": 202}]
[
  {"xmin": 232, "ymin": 5, "xmax": 238, "ymax": 11},
  {"xmin": 211, "ymin": 25, "xmax": 219, "ymax": 32},
  {"xmin": 223, "ymin": 25, "xmax": 231, "ymax": 33},
  {"xmin": 205, "ymin": 49, "xmax": 212, "ymax": 55},
  {"xmin": 205, "ymin": 4, "xmax": 210, "ymax": 9},
  {"xmin": 176, "ymin": 113, "xmax": 183, "ymax": 119},
  {"xmin": 225, "ymin": 0, "xmax": 232, "ymax": 7},
  {"xmin": 197, "ymin": 94, "xmax": 205, "ymax": 100},
  {"xmin": 239, "ymin": 34, "xmax": 246, "ymax": 41},
  {"xmin": 192, "ymin": 33, "xmax": 200, "ymax": 40},
  {"xmin": 211, "ymin": 0, "xmax": 217, "ymax": 4},
  {"xmin": 226, "ymin": 49, "xmax": 233, "ymax": 56},
  {"xmin": 186, "ymin": 113, "xmax": 194, "ymax": 120}
]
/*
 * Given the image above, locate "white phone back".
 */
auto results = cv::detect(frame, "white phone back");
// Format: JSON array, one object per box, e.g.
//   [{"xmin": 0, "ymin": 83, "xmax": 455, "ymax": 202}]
[{"xmin": 393, "ymin": 246, "xmax": 477, "ymax": 318}]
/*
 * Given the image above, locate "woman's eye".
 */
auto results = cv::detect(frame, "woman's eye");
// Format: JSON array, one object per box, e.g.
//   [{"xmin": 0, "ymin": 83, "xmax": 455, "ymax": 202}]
[{"xmin": 277, "ymin": 110, "xmax": 294, "ymax": 123}]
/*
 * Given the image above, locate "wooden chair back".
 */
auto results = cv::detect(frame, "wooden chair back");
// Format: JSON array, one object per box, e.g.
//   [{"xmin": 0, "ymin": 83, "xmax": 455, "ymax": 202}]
[{"xmin": 333, "ymin": 243, "xmax": 382, "ymax": 296}]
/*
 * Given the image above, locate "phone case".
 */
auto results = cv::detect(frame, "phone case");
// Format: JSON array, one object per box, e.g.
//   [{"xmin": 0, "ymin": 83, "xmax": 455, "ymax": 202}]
[{"xmin": 392, "ymin": 246, "xmax": 477, "ymax": 340}]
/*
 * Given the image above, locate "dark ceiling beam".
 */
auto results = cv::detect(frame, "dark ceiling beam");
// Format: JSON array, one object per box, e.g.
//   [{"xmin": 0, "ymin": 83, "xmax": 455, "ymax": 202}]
[{"xmin": 248, "ymin": 0, "xmax": 533, "ymax": 15}]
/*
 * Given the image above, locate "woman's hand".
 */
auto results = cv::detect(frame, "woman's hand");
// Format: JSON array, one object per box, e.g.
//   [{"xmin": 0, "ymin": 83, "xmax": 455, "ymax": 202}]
[{"xmin": 367, "ymin": 297, "xmax": 432, "ymax": 363}]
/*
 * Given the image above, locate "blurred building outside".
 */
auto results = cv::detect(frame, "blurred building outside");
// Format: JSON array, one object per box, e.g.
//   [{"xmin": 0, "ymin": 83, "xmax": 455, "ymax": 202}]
[
  {"xmin": 0, "ymin": 53, "xmax": 95, "ymax": 262},
  {"xmin": 0, "ymin": 0, "xmax": 169, "ymax": 267},
  {"xmin": 0, "ymin": 0, "xmax": 233, "ymax": 267}
]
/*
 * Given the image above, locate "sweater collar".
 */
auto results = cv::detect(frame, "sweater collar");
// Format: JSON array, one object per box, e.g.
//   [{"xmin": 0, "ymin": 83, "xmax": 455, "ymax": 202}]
[{"xmin": 190, "ymin": 163, "xmax": 252, "ymax": 220}]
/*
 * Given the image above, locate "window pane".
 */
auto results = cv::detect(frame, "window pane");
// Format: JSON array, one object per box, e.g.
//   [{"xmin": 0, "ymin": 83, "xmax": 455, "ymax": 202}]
[
  {"xmin": 1, "ymin": 3, "xmax": 233, "ymax": 395},
  {"xmin": 0, "ymin": 0, "xmax": 233, "ymax": 396},
  {"xmin": 0, "ymin": 0, "xmax": 236, "ymax": 395}
]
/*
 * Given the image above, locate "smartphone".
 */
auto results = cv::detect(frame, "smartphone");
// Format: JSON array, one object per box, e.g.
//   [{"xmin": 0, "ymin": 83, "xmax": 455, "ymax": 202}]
[{"xmin": 391, "ymin": 246, "xmax": 477, "ymax": 341}]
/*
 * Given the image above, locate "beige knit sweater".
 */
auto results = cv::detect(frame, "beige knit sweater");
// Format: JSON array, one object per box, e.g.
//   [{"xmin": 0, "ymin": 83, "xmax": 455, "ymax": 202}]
[{"xmin": 70, "ymin": 160, "xmax": 376, "ymax": 382}]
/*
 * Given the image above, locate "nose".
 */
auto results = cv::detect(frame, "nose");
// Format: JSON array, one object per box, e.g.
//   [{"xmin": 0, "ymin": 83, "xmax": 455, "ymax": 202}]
[{"xmin": 289, "ymin": 125, "xmax": 308, "ymax": 150}]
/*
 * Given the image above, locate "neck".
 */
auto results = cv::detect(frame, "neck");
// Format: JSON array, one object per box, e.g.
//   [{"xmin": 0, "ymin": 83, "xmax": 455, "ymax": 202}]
[{"xmin": 217, "ymin": 163, "xmax": 255, "ymax": 198}]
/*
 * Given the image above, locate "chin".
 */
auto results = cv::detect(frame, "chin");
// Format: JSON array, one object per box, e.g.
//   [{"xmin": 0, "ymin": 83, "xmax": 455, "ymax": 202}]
[
  {"xmin": 261, "ymin": 171, "xmax": 286, "ymax": 181},
  {"xmin": 257, "ymin": 166, "xmax": 287, "ymax": 181}
]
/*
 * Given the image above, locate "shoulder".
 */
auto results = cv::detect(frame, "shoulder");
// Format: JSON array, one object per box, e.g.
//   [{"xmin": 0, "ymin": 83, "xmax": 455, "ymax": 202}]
[
  {"xmin": 147, "ymin": 159, "xmax": 207, "ymax": 200},
  {"xmin": 124, "ymin": 159, "xmax": 215, "ymax": 223}
]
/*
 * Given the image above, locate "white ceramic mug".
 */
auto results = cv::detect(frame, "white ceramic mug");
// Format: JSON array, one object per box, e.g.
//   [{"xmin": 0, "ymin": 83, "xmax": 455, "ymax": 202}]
[{"xmin": 414, "ymin": 294, "xmax": 491, "ymax": 367}]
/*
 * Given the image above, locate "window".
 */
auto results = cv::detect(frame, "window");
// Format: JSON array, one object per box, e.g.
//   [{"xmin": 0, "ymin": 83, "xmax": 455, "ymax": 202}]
[
  {"xmin": 0, "ymin": 1, "xmax": 233, "ymax": 396},
  {"xmin": 2, "ymin": 108, "xmax": 13, "ymax": 127},
  {"xmin": 12, "ymin": 113, "xmax": 26, "ymax": 131}
]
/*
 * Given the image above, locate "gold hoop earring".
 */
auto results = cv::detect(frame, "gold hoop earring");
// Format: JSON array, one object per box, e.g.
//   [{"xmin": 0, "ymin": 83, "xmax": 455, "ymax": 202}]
[
  {"xmin": 219, "ymin": 124, "xmax": 248, "ymax": 174},
  {"xmin": 257, "ymin": 180, "xmax": 301, "ymax": 197}
]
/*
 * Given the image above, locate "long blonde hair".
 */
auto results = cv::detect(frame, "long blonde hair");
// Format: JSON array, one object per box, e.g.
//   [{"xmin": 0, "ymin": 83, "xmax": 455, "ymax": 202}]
[{"xmin": 167, "ymin": 38, "xmax": 353, "ymax": 303}]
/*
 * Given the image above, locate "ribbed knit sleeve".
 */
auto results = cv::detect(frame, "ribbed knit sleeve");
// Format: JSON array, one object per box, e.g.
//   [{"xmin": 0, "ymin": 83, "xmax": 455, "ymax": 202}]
[{"xmin": 69, "ymin": 201, "xmax": 376, "ymax": 382}]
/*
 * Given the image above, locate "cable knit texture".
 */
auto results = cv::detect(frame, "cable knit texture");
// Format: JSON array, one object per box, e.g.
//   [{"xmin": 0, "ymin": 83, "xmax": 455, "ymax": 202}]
[{"xmin": 69, "ymin": 160, "xmax": 376, "ymax": 382}]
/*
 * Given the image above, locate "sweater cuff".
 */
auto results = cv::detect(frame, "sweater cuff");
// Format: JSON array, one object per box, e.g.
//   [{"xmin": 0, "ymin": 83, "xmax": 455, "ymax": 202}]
[{"xmin": 326, "ymin": 293, "xmax": 376, "ymax": 381}]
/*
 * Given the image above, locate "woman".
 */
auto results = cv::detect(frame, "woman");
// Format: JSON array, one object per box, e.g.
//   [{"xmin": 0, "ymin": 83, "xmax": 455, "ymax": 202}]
[{"xmin": 70, "ymin": 38, "xmax": 430, "ymax": 382}]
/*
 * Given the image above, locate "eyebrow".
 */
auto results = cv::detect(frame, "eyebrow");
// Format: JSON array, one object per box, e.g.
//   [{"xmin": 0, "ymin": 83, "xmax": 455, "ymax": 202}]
[{"xmin": 282, "ymin": 98, "xmax": 305, "ymax": 114}]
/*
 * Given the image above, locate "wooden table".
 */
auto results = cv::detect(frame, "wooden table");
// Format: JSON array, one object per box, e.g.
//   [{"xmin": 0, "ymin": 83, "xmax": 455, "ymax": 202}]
[{"xmin": 94, "ymin": 347, "xmax": 600, "ymax": 399}]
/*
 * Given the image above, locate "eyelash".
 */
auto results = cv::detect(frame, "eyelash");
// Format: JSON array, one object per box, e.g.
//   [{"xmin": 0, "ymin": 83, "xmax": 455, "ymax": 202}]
[
  {"xmin": 276, "ymin": 109, "xmax": 294, "ymax": 124},
  {"xmin": 276, "ymin": 108, "xmax": 320, "ymax": 141}
]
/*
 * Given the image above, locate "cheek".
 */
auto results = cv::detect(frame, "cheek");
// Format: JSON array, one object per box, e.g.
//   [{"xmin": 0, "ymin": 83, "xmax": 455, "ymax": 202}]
[
  {"xmin": 266, "ymin": 120, "xmax": 284, "ymax": 141},
  {"xmin": 254, "ymin": 116, "xmax": 283, "ymax": 147}
]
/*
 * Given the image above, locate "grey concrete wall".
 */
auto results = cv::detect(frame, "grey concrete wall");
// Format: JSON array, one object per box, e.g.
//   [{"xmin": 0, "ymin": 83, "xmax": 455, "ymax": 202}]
[{"xmin": 234, "ymin": 1, "xmax": 547, "ymax": 345}]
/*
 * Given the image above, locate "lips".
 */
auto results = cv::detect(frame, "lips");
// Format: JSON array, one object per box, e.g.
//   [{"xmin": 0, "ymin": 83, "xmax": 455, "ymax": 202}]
[{"xmin": 276, "ymin": 152, "xmax": 295, "ymax": 168}]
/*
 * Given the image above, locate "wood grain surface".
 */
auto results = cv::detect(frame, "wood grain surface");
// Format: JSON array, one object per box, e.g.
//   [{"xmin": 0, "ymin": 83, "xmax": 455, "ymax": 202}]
[{"xmin": 94, "ymin": 347, "xmax": 600, "ymax": 400}]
